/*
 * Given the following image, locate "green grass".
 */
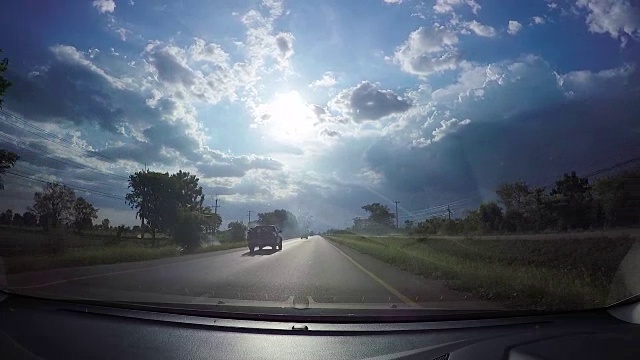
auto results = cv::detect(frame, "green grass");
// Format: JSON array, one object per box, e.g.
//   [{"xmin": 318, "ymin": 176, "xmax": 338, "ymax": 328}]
[
  {"xmin": 325, "ymin": 234, "xmax": 637, "ymax": 311},
  {"xmin": 5, "ymin": 245, "xmax": 181, "ymax": 274},
  {"xmin": 4, "ymin": 241, "xmax": 248, "ymax": 274}
]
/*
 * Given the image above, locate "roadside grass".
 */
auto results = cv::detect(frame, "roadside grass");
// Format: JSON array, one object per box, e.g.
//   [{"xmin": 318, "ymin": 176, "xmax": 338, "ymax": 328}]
[
  {"xmin": 5, "ymin": 245, "xmax": 181, "ymax": 274},
  {"xmin": 325, "ymin": 234, "xmax": 637, "ymax": 311},
  {"xmin": 4, "ymin": 240, "xmax": 248, "ymax": 274}
]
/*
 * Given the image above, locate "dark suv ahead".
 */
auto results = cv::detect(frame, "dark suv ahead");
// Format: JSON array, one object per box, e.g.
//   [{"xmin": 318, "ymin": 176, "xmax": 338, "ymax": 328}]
[{"xmin": 247, "ymin": 225, "xmax": 282, "ymax": 253}]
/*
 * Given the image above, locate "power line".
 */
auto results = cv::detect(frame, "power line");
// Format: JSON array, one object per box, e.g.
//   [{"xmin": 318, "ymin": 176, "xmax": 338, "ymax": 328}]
[
  {"xmin": 0, "ymin": 131, "xmax": 129, "ymax": 182},
  {"xmin": 0, "ymin": 109, "xmax": 120, "ymax": 164},
  {"xmin": 6, "ymin": 170, "xmax": 126, "ymax": 201}
]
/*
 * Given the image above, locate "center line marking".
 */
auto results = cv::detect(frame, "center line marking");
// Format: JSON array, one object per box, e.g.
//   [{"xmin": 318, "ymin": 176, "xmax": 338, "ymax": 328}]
[{"xmin": 324, "ymin": 239, "xmax": 420, "ymax": 308}]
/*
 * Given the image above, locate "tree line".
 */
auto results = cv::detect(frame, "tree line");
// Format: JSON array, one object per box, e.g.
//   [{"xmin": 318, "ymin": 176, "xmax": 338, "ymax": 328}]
[
  {"xmin": 414, "ymin": 170, "xmax": 640, "ymax": 236},
  {"xmin": 337, "ymin": 169, "xmax": 640, "ymax": 236}
]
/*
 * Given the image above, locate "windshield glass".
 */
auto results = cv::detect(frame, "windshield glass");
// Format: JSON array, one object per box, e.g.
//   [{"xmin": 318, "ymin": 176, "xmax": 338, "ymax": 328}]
[{"xmin": 1, "ymin": 0, "xmax": 639, "ymax": 317}]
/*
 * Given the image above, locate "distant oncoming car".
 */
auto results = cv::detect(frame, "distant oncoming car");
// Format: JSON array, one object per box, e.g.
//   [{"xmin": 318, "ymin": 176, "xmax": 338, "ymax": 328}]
[{"xmin": 247, "ymin": 225, "xmax": 282, "ymax": 253}]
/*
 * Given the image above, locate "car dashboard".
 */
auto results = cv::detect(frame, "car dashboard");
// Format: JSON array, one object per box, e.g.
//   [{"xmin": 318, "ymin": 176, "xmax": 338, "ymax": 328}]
[{"xmin": 2, "ymin": 293, "xmax": 640, "ymax": 359}]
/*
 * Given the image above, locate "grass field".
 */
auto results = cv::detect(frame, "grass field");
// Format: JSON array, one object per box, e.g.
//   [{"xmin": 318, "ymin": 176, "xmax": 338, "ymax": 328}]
[
  {"xmin": 325, "ymin": 233, "xmax": 638, "ymax": 311},
  {"xmin": 0, "ymin": 225, "xmax": 247, "ymax": 274}
]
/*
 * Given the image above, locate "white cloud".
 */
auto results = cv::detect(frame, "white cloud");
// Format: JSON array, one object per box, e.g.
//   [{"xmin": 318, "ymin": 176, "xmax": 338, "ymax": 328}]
[
  {"xmin": 575, "ymin": 0, "xmax": 640, "ymax": 43},
  {"xmin": 464, "ymin": 20, "xmax": 497, "ymax": 37},
  {"xmin": 188, "ymin": 38, "xmax": 230, "ymax": 65},
  {"xmin": 92, "ymin": 0, "xmax": 116, "ymax": 14},
  {"xmin": 508, "ymin": 20, "xmax": 523, "ymax": 35},
  {"xmin": 531, "ymin": 16, "xmax": 546, "ymax": 25},
  {"xmin": 115, "ymin": 28, "xmax": 131, "ymax": 41},
  {"xmin": 391, "ymin": 26, "xmax": 461, "ymax": 76},
  {"xmin": 558, "ymin": 63, "xmax": 636, "ymax": 97},
  {"xmin": 433, "ymin": 0, "xmax": 481, "ymax": 14},
  {"xmin": 431, "ymin": 118, "xmax": 471, "ymax": 142},
  {"xmin": 309, "ymin": 71, "xmax": 338, "ymax": 88},
  {"xmin": 384, "ymin": 0, "xmax": 403, "ymax": 3}
]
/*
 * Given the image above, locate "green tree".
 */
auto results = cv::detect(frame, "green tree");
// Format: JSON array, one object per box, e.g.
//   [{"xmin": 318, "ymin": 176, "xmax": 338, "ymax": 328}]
[
  {"xmin": 0, "ymin": 149, "xmax": 19, "ymax": 190},
  {"xmin": 73, "ymin": 197, "xmax": 98, "ymax": 233},
  {"xmin": 102, "ymin": 218, "xmax": 110, "ymax": 231},
  {"xmin": 257, "ymin": 209, "xmax": 299, "ymax": 233},
  {"xmin": 477, "ymin": 201, "xmax": 503, "ymax": 233},
  {"xmin": 0, "ymin": 49, "xmax": 12, "ymax": 108},
  {"xmin": 228, "ymin": 221, "xmax": 247, "ymax": 242},
  {"xmin": 200, "ymin": 206, "xmax": 222, "ymax": 234},
  {"xmin": 174, "ymin": 209, "xmax": 205, "ymax": 251},
  {"xmin": 126, "ymin": 170, "xmax": 174, "ymax": 243},
  {"xmin": 404, "ymin": 219, "xmax": 414, "ymax": 229},
  {"xmin": 29, "ymin": 183, "xmax": 76, "ymax": 229},
  {"xmin": 361, "ymin": 203, "xmax": 394, "ymax": 230},
  {"xmin": 593, "ymin": 171, "xmax": 640, "ymax": 227},
  {"xmin": 550, "ymin": 171, "xmax": 592, "ymax": 230},
  {"xmin": 170, "ymin": 170, "xmax": 205, "ymax": 210}
]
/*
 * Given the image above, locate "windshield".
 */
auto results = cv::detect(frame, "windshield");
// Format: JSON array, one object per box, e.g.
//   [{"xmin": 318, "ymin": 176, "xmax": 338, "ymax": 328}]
[{"xmin": 1, "ymin": 0, "xmax": 639, "ymax": 318}]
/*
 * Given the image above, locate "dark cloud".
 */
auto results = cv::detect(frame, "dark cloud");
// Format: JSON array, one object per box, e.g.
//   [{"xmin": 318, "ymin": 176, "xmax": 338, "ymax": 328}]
[
  {"xmin": 330, "ymin": 81, "xmax": 411, "ymax": 121},
  {"xmin": 366, "ymin": 94, "xmax": 640, "ymax": 203},
  {"xmin": 5, "ymin": 46, "xmax": 159, "ymax": 133},
  {"xmin": 320, "ymin": 129, "xmax": 341, "ymax": 137}
]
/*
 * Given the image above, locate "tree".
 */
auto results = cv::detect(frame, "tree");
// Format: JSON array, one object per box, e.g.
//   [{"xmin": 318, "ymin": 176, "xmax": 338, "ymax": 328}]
[
  {"xmin": 257, "ymin": 209, "xmax": 299, "ymax": 234},
  {"xmin": 0, "ymin": 49, "xmax": 12, "ymax": 108},
  {"xmin": 550, "ymin": 172, "xmax": 592, "ymax": 230},
  {"xmin": 73, "ymin": 197, "xmax": 98, "ymax": 233},
  {"xmin": 361, "ymin": 203, "xmax": 395, "ymax": 230},
  {"xmin": 200, "ymin": 206, "xmax": 222, "ymax": 234},
  {"xmin": 126, "ymin": 169, "xmax": 208, "ymax": 246},
  {"xmin": 477, "ymin": 202, "xmax": 503, "ymax": 233},
  {"xmin": 102, "ymin": 218, "xmax": 110, "ymax": 231},
  {"xmin": 170, "ymin": 170, "xmax": 205, "ymax": 211},
  {"xmin": 126, "ymin": 170, "xmax": 174, "ymax": 243},
  {"xmin": 22, "ymin": 211, "xmax": 37, "ymax": 227},
  {"xmin": 0, "ymin": 209, "xmax": 12, "ymax": 225},
  {"xmin": 228, "ymin": 221, "xmax": 247, "ymax": 242},
  {"xmin": 0, "ymin": 149, "xmax": 19, "ymax": 190},
  {"xmin": 593, "ymin": 171, "xmax": 640, "ymax": 227},
  {"xmin": 404, "ymin": 219, "xmax": 414, "ymax": 229},
  {"xmin": 29, "ymin": 182, "xmax": 76, "ymax": 229},
  {"xmin": 12, "ymin": 212, "xmax": 23, "ymax": 226}
]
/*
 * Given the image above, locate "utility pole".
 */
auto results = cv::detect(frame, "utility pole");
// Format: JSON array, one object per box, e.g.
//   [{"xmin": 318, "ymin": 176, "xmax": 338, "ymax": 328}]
[
  {"xmin": 248, "ymin": 210, "xmax": 253, "ymax": 227},
  {"xmin": 213, "ymin": 197, "xmax": 220, "ymax": 215},
  {"xmin": 447, "ymin": 205, "xmax": 452, "ymax": 222},
  {"xmin": 393, "ymin": 201, "xmax": 400, "ymax": 229}
]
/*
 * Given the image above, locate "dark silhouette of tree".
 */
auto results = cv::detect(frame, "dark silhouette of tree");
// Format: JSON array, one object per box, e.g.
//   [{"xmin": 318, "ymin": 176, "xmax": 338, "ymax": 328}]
[
  {"xmin": 0, "ymin": 49, "xmax": 12, "ymax": 108},
  {"xmin": 0, "ymin": 209, "xmax": 12, "ymax": 225},
  {"xmin": 12, "ymin": 212, "xmax": 23, "ymax": 226},
  {"xmin": 477, "ymin": 202, "xmax": 503, "ymax": 232},
  {"xmin": 102, "ymin": 218, "xmax": 110, "ymax": 231},
  {"xmin": 257, "ymin": 209, "xmax": 298, "ymax": 233},
  {"xmin": 550, "ymin": 172, "xmax": 592, "ymax": 230},
  {"xmin": 73, "ymin": 197, "xmax": 98, "ymax": 233},
  {"xmin": 0, "ymin": 149, "xmax": 19, "ymax": 190},
  {"xmin": 22, "ymin": 211, "xmax": 38, "ymax": 227},
  {"xmin": 361, "ymin": 203, "xmax": 395, "ymax": 229},
  {"xmin": 29, "ymin": 183, "xmax": 76, "ymax": 229}
]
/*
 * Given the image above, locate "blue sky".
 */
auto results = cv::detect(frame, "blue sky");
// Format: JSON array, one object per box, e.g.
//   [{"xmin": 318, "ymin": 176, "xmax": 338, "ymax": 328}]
[{"xmin": 1, "ymin": 0, "xmax": 639, "ymax": 229}]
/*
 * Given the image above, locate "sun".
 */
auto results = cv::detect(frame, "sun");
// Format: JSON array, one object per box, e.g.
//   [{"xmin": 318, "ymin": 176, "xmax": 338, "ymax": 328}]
[{"xmin": 261, "ymin": 91, "xmax": 317, "ymax": 143}]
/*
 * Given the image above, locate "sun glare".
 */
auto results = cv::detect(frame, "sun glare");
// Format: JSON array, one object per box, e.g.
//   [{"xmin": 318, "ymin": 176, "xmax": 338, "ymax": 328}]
[{"xmin": 262, "ymin": 91, "xmax": 317, "ymax": 143}]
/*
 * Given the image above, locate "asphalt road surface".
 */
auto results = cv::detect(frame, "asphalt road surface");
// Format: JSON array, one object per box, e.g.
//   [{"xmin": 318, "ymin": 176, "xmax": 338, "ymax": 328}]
[{"xmin": 5, "ymin": 236, "xmax": 499, "ymax": 310}]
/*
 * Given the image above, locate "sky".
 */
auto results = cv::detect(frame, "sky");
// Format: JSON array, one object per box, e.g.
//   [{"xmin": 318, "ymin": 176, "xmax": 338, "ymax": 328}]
[{"xmin": 0, "ymin": 0, "xmax": 639, "ymax": 230}]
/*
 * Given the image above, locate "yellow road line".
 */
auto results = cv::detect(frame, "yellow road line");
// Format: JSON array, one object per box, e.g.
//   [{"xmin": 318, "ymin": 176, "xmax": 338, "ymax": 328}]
[{"xmin": 324, "ymin": 239, "xmax": 420, "ymax": 308}]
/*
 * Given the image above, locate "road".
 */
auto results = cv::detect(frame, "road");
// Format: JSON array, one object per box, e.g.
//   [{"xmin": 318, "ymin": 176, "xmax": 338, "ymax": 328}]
[{"xmin": 4, "ymin": 236, "xmax": 499, "ymax": 310}]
